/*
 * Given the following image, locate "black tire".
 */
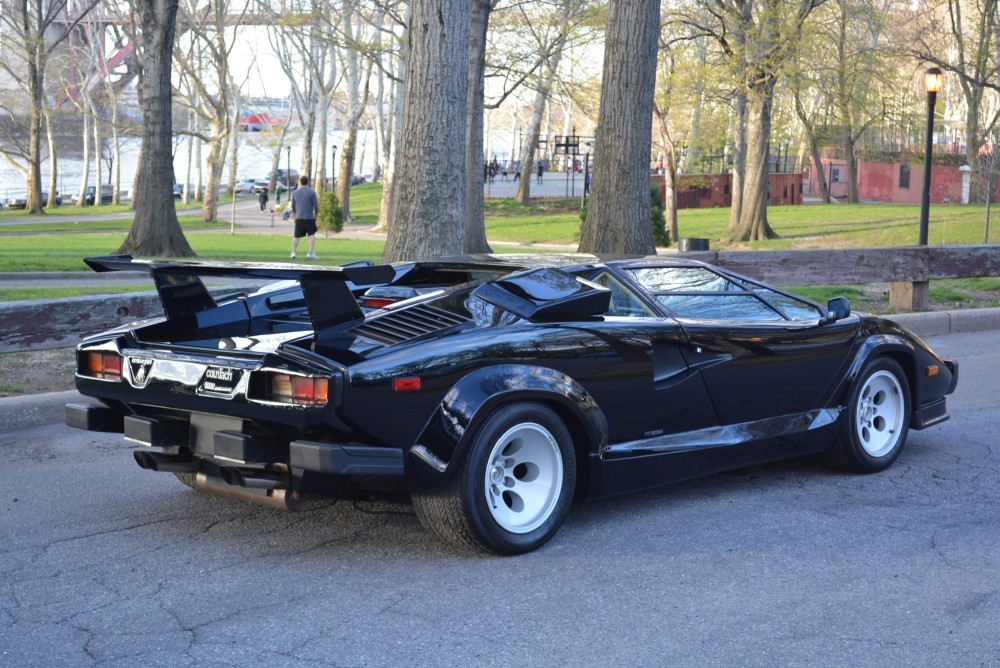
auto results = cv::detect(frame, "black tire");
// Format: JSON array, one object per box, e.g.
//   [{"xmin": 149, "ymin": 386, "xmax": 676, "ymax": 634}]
[
  {"xmin": 412, "ymin": 403, "xmax": 576, "ymax": 555},
  {"xmin": 824, "ymin": 357, "xmax": 911, "ymax": 473},
  {"xmin": 173, "ymin": 472, "xmax": 198, "ymax": 490}
]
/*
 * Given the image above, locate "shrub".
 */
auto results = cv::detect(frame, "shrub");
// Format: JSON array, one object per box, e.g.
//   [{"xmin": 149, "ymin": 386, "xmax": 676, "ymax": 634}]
[{"xmin": 317, "ymin": 190, "xmax": 344, "ymax": 235}]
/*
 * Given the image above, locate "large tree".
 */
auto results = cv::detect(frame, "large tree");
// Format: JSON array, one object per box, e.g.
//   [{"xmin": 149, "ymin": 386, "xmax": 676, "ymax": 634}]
[
  {"xmin": 673, "ymin": 0, "xmax": 824, "ymax": 241},
  {"xmin": 382, "ymin": 0, "xmax": 471, "ymax": 262},
  {"xmin": 118, "ymin": 0, "xmax": 194, "ymax": 257},
  {"xmin": 577, "ymin": 0, "xmax": 660, "ymax": 255}
]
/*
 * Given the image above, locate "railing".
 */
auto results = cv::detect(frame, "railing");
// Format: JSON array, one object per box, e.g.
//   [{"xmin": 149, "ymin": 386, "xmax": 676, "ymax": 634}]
[{"xmin": 0, "ymin": 245, "xmax": 997, "ymax": 353}]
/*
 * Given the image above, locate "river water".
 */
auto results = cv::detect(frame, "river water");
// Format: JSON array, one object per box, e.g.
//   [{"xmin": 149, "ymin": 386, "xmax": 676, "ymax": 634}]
[{"xmin": 0, "ymin": 129, "xmax": 382, "ymax": 202}]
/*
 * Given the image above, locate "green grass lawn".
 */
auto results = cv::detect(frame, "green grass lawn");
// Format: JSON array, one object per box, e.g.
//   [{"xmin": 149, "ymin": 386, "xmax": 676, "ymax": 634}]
[
  {"xmin": 675, "ymin": 203, "xmax": 999, "ymax": 248},
  {"xmin": 1, "ymin": 192, "xmax": 998, "ymax": 310},
  {"xmin": 0, "ymin": 232, "xmax": 389, "ymax": 272},
  {"xmin": 0, "ymin": 214, "xmax": 227, "ymax": 234}
]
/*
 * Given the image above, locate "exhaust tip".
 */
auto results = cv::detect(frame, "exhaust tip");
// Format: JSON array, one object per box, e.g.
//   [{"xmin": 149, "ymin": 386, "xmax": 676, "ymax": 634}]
[
  {"xmin": 219, "ymin": 466, "xmax": 246, "ymax": 487},
  {"xmin": 133, "ymin": 450, "xmax": 156, "ymax": 470}
]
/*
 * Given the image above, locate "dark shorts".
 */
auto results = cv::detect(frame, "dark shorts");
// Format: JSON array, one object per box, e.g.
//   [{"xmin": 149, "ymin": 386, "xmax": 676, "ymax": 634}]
[{"xmin": 294, "ymin": 219, "xmax": 317, "ymax": 238}]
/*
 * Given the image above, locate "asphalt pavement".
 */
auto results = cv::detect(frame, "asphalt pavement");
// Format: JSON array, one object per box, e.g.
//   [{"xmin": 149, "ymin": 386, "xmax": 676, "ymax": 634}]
[{"xmin": 0, "ymin": 329, "xmax": 997, "ymax": 666}]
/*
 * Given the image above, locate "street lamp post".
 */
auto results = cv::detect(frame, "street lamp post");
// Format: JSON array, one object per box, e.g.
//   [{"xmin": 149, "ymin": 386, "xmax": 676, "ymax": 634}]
[
  {"xmin": 286, "ymin": 146, "xmax": 291, "ymax": 196},
  {"xmin": 920, "ymin": 66, "xmax": 944, "ymax": 246}
]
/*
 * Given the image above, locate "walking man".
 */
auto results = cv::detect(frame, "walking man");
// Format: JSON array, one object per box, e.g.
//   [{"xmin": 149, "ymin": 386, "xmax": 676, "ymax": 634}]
[
  {"xmin": 258, "ymin": 187, "xmax": 269, "ymax": 213},
  {"xmin": 290, "ymin": 175, "xmax": 320, "ymax": 260}
]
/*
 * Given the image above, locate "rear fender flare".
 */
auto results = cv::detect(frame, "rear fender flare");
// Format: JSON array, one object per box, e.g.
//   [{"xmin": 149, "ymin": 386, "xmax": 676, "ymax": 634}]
[{"xmin": 409, "ymin": 365, "xmax": 607, "ymax": 483}]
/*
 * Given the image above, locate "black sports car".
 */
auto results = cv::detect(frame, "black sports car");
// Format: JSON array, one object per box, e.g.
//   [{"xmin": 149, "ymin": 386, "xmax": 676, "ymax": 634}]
[{"xmin": 67, "ymin": 254, "xmax": 958, "ymax": 554}]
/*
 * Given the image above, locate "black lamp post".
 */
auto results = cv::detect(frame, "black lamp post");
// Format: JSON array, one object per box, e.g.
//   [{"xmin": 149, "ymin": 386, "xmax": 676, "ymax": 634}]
[
  {"xmin": 286, "ymin": 145, "xmax": 291, "ymax": 195},
  {"xmin": 920, "ymin": 66, "xmax": 944, "ymax": 246}
]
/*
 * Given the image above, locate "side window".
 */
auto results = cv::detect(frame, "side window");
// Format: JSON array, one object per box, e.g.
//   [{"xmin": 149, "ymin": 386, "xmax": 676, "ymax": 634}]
[
  {"xmin": 625, "ymin": 266, "xmax": 741, "ymax": 293},
  {"xmin": 625, "ymin": 266, "xmax": 822, "ymax": 322},
  {"xmin": 591, "ymin": 272, "xmax": 655, "ymax": 317}
]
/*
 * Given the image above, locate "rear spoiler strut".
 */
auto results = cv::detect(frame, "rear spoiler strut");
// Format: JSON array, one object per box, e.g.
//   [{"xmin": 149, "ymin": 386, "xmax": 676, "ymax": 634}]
[{"xmin": 83, "ymin": 255, "xmax": 397, "ymax": 330}]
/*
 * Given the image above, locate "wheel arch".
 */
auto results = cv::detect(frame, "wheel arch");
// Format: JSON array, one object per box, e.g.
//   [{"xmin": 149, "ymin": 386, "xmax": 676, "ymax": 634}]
[
  {"xmin": 409, "ymin": 365, "xmax": 607, "ymax": 488},
  {"xmin": 832, "ymin": 334, "xmax": 919, "ymax": 410}
]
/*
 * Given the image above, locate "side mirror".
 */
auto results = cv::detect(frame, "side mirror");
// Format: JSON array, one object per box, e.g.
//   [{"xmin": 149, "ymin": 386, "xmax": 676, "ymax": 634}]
[{"xmin": 823, "ymin": 297, "xmax": 851, "ymax": 323}]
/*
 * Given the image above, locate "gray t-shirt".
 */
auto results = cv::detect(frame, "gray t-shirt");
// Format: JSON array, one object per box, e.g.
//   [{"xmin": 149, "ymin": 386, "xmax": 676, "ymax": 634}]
[{"xmin": 291, "ymin": 186, "xmax": 319, "ymax": 220}]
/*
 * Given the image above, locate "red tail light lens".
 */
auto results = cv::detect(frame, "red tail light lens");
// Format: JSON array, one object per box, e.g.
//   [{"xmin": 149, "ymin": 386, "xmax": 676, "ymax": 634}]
[
  {"xmin": 268, "ymin": 373, "xmax": 329, "ymax": 406},
  {"xmin": 362, "ymin": 297, "xmax": 397, "ymax": 309},
  {"xmin": 80, "ymin": 351, "xmax": 123, "ymax": 381}
]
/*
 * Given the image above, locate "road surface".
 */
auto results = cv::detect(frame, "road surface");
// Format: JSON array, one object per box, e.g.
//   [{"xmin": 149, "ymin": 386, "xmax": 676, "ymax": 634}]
[{"xmin": 1, "ymin": 330, "xmax": 997, "ymax": 666}]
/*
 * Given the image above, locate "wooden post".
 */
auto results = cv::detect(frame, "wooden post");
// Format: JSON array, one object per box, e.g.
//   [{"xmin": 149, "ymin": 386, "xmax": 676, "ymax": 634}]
[{"xmin": 890, "ymin": 281, "xmax": 930, "ymax": 312}]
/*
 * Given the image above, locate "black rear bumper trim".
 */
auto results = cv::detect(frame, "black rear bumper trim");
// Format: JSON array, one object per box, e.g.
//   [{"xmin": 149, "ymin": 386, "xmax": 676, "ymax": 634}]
[
  {"xmin": 290, "ymin": 441, "xmax": 404, "ymax": 476},
  {"xmin": 66, "ymin": 403, "xmax": 125, "ymax": 433}
]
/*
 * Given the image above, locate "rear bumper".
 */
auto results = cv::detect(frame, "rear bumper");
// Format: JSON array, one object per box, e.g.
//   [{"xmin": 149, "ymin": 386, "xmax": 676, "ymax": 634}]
[{"xmin": 68, "ymin": 403, "xmax": 406, "ymax": 477}]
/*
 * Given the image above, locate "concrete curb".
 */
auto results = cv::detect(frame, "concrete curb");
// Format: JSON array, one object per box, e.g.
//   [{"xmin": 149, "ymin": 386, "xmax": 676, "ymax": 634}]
[{"xmin": 886, "ymin": 307, "xmax": 1000, "ymax": 337}]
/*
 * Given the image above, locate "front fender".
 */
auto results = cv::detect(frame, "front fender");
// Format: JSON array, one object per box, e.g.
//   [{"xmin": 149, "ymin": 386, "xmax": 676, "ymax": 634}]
[{"xmin": 408, "ymin": 364, "xmax": 607, "ymax": 487}]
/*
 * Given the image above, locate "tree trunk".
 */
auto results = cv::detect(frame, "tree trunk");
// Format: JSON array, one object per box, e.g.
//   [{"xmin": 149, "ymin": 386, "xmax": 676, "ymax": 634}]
[
  {"xmin": 845, "ymin": 128, "xmax": 859, "ymax": 204},
  {"xmin": 810, "ymin": 143, "xmax": 830, "ymax": 204},
  {"xmin": 728, "ymin": 89, "xmax": 746, "ymax": 233},
  {"xmin": 375, "ymin": 30, "xmax": 407, "ymax": 233},
  {"xmin": 382, "ymin": 0, "xmax": 470, "ymax": 262},
  {"xmin": 78, "ymin": 112, "xmax": 91, "ymax": 207},
  {"xmin": 27, "ymin": 55, "xmax": 45, "ymax": 214},
  {"xmin": 733, "ymin": 79, "xmax": 777, "ymax": 242},
  {"xmin": 578, "ymin": 0, "xmax": 659, "ymax": 255},
  {"xmin": 44, "ymin": 105, "xmax": 59, "ymax": 209},
  {"xmin": 119, "ymin": 0, "xmax": 194, "ymax": 258},
  {"xmin": 463, "ymin": 0, "xmax": 492, "ymax": 254},
  {"xmin": 664, "ymin": 144, "xmax": 678, "ymax": 243}
]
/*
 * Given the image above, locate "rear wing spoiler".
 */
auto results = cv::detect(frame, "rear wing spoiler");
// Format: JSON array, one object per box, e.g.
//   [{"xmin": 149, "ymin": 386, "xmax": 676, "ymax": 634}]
[{"xmin": 83, "ymin": 255, "xmax": 396, "ymax": 330}]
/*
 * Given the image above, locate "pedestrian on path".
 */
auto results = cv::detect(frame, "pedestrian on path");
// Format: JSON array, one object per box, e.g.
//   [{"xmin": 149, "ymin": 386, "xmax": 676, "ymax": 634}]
[
  {"xmin": 536, "ymin": 160, "xmax": 544, "ymax": 184},
  {"xmin": 290, "ymin": 175, "xmax": 320, "ymax": 260},
  {"xmin": 269, "ymin": 207, "xmax": 276, "ymax": 227},
  {"xmin": 258, "ymin": 188, "xmax": 269, "ymax": 213}
]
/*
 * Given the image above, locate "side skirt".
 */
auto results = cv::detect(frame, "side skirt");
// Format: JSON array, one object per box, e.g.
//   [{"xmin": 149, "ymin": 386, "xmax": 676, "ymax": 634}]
[
  {"xmin": 587, "ymin": 408, "xmax": 843, "ymax": 499},
  {"xmin": 601, "ymin": 408, "xmax": 841, "ymax": 458}
]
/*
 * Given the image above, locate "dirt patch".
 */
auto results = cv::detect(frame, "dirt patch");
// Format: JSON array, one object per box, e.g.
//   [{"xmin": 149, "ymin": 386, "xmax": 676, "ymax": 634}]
[{"xmin": 0, "ymin": 348, "xmax": 77, "ymax": 397}]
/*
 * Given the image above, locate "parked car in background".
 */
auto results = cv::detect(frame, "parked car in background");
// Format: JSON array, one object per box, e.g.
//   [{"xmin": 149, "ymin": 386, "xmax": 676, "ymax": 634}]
[
  {"xmin": 172, "ymin": 184, "xmax": 184, "ymax": 199},
  {"xmin": 266, "ymin": 169, "xmax": 299, "ymax": 190},
  {"xmin": 73, "ymin": 185, "xmax": 113, "ymax": 206},
  {"xmin": 6, "ymin": 192, "xmax": 62, "ymax": 209},
  {"xmin": 250, "ymin": 179, "xmax": 270, "ymax": 194},
  {"xmin": 234, "ymin": 179, "xmax": 259, "ymax": 195}
]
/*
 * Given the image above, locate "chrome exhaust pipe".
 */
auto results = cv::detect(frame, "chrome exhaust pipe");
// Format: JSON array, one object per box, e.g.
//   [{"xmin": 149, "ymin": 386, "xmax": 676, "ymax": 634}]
[
  {"xmin": 219, "ymin": 466, "xmax": 283, "ymax": 490},
  {"xmin": 133, "ymin": 450, "xmax": 199, "ymax": 473}
]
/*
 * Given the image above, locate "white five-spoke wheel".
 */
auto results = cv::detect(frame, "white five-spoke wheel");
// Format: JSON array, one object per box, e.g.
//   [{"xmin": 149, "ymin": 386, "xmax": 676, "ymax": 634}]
[
  {"xmin": 412, "ymin": 402, "xmax": 576, "ymax": 554},
  {"xmin": 483, "ymin": 423, "xmax": 564, "ymax": 534},
  {"xmin": 824, "ymin": 356, "xmax": 911, "ymax": 473},
  {"xmin": 854, "ymin": 369, "xmax": 906, "ymax": 458}
]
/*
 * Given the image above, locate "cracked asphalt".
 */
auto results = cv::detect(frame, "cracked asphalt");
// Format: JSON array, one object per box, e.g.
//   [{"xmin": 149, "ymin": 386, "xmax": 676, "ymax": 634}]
[{"xmin": 1, "ymin": 330, "xmax": 997, "ymax": 666}]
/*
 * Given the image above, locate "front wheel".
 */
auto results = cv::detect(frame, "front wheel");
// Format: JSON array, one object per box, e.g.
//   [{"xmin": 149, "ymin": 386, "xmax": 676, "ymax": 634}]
[
  {"xmin": 825, "ymin": 357, "xmax": 911, "ymax": 473},
  {"xmin": 412, "ymin": 403, "xmax": 576, "ymax": 555}
]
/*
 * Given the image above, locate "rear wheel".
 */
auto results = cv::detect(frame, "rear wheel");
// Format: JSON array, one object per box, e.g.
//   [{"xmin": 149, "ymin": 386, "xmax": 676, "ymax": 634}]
[
  {"xmin": 413, "ymin": 403, "xmax": 576, "ymax": 554},
  {"xmin": 825, "ymin": 357, "xmax": 910, "ymax": 473}
]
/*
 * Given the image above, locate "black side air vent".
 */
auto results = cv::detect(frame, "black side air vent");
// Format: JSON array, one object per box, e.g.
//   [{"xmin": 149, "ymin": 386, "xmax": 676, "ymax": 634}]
[{"xmin": 353, "ymin": 303, "xmax": 470, "ymax": 346}]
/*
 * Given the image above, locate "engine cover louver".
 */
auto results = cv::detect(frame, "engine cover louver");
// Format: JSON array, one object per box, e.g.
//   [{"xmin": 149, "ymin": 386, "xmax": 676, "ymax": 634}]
[{"xmin": 353, "ymin": 303, "xmax": 470, "ymax": 346}]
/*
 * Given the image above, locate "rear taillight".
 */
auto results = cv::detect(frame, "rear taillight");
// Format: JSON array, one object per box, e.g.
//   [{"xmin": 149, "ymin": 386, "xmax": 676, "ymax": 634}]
[
  {"xmin": 267, "ymin": 373, "xmax": 329, "ymax": 406},
  {"xmin": 80, "ymin": 351, "xmax": 122, "ymax": 381},
  {"xmin": 362, "ymin": 297, "xmax": 397, "ymax": 309}
]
